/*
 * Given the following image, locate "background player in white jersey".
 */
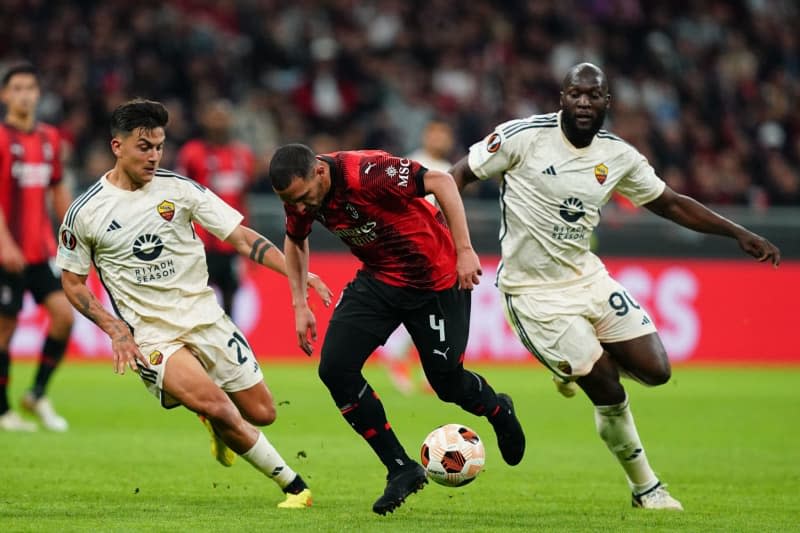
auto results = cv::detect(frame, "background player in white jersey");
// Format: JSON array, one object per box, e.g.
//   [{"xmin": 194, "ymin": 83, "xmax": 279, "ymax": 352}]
[
  {"xmin": 450, "ymin": 63, "xmax": 781, "ymax": 510},
  {"xmin": 55, "ymin": 99, "xmax": 332, "ymax": 509}
]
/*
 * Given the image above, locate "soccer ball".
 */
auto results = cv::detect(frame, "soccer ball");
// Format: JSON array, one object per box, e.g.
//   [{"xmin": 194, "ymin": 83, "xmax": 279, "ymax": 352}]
[{"xmin": 420, "ymin": 423, "xmax": 485, "ymax": 487}]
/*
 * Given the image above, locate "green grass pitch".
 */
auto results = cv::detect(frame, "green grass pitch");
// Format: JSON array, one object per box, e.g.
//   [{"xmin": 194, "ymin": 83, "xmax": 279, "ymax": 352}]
[{"xmin": 1, "ymin": 361, "xmax": 798, "ymax": 532}]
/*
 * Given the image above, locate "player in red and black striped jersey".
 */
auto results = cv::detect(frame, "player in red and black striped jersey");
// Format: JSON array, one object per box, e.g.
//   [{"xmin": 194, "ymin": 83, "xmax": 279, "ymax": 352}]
[
  {"xmin": 0, "ymin": 64, "xmax": 73, "ymax": 432},
  {"xmin": 176, "ymin": 100, "xmax": 256, "ymax": 316},
  {"xmin": 270, "ymin": 144, "xmax": 526, "ymax": 514}
]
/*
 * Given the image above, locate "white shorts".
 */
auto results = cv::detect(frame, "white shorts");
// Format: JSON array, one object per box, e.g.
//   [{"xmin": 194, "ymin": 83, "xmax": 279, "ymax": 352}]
[
  {"xmin": 137, "ymin": 315, "xmax": 264, "ymax": 408},
  {"xmin": 502, "ymin": 270, "xmax": 657, "ymax": 380}
]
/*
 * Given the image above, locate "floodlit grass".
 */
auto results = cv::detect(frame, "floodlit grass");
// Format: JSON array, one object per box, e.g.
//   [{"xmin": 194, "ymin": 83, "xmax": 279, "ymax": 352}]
[{"xmin": 1, "ymin": 361, "xmax": 798, "ymax": 532}]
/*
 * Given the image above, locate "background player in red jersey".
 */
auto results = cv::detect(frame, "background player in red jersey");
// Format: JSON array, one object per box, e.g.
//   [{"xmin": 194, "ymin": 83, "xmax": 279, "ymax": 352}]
[
  {"xmin": 0, "ymin": 64, "xmax": 73, "ymax": 432},
  {"xmin": 269, "ymin": 144, "xmax": 526, "ymax": 515},
  {"xmin": 176, "ymin": 99, "xmax": 256, "ymax": 316}
]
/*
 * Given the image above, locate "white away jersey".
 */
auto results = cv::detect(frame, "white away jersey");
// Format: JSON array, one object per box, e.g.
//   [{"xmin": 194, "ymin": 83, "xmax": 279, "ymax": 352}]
[
  {"xmin": 56, "ymin": 169, "xmax": 243, "ymax": 343},
  {"xmin": 467, "ymin": 111, "xmax": 665, "ymax": 292}
]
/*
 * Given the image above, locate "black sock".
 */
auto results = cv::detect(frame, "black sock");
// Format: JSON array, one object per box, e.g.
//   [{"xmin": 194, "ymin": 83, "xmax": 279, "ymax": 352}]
[
  {"xmin": 283, "ymin": 474, "xmax": 307, "ymax": 495},
  {"xmin": 31, "ymin": 336, "xmax": 67, "ymax": 398},
  {"xmin": 0, "ymin": 349, "xmax": 9, "ymax": 414},
  {"xmin": 339, "ymin": 383, "xmax": 412, "ymax": 474},
  {"xmin": 434, "ymin": 369, "xmax": 500, "ymax": 421}
]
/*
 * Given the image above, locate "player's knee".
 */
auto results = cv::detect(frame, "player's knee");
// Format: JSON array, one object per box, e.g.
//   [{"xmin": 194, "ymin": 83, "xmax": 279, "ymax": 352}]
[
  {"xmin": 427, "ymin": 375, "xmax": 459, "ymax": 403},
  {"xmin": 47, "ymin": 299, "xmax": 75, "ymax": 336},
  {"xmin": 647, "ymin": 363, "xmax": 671, "ymax": 386},
  {"xmin": 202, "ymin": 400, "xmax": 242, "ymax": 429},
  {"xmin": 317, "ymin": 359, "xmax": 339, "ymax": 390},
  {"xmin": 0, "ymin": 320, "xmax": 17, "ymax": 348},
  {"xmin": 52, "ymin": 311, "xmax": 74, "ymax": 336},
  {"xmin": 317, "ymin": 363, "xmax": 356, "ymax": 405},
  {"xmin": 246, "ymin": 404, "xmax": 277, "ymax": 427},
  {"xmin": 433, "ymin": 388, "xmax": 459, "ymax": 403},
  {"xmin": 641, "ymin": 354, "xmax": 672, "ymax": 386}
]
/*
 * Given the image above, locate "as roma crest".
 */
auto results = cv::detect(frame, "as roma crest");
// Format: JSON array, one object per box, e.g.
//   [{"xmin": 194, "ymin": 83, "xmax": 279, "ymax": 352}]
[
  {"xmin": 157, "ymin": 200, "xmax": 175, "ymax": 221},
  {"xmin": 149, "ymin": 350, "xmax": 164, "ymax": 365},
  {"xmin": 594, "ymin": 163, "xmax": 608, "ymax": 185}
]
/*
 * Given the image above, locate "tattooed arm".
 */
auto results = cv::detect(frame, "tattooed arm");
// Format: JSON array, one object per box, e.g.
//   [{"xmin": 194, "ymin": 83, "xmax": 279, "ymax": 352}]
[
  {"xmin": 61, "ymin": 270, "xmax": 149, "ymax": 374},
  {"xmin": 224, "ymin": 225, "xmax": 332, "ymax": 306}
]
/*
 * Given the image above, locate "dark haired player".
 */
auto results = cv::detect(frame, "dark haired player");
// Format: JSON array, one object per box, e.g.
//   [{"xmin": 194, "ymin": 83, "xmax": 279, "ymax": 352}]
[
  {"xmin": 450, "ymin": 62, "xmax": 780, "ymax": 510},
  {"xmin": 269, "ymin": 143, "xmax": 526, "ymax": 514},
  {"xmin": 57, "ymin": 99, "xmax": 331, "ymax": 508},
  {"xmin": 0, "ymin": 63, "xmax": 72, "ymax": 432}
]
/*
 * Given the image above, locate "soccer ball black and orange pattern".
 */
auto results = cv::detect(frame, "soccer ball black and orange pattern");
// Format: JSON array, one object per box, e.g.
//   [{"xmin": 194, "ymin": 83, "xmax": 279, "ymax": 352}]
[{"xmin": 421, "ymin": 423, "xmax": 485, "ymax": 487}]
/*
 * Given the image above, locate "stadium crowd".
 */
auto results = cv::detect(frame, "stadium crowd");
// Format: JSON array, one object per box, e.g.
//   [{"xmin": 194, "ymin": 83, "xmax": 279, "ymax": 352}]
[{"xmin": 1, "ymin": 0, "xmax": 798, "ymax": 205}]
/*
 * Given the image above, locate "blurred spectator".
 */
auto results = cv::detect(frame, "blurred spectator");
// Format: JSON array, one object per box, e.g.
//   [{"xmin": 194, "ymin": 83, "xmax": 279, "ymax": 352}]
[
  {"xmin": 407, "ymin": 119, "xmax": 455, "ymax": 172},
  {"xmin": 176, "ymin": 98, "xmax": 256, "ymax": 317},
  {"xmin": 0, "ymin": 0, "xmax": 798, "ymax": 206}
]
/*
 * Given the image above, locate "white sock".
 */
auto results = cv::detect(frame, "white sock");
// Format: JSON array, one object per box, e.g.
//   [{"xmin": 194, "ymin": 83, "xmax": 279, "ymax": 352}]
[
  {"xmin": 241, "ymin": 432, "xmax": 296, "ymax": 489},
  {"xmin": 594, "ymin": 396, "xmax": 659, "ymax": 494}
]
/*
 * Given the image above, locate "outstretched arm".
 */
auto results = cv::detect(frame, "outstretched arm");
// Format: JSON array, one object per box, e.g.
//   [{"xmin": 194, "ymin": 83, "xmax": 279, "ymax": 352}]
[
  {"xmin": 224, "ymin": 224, "xmax": 332, "ymax": 305},
  {"xmin": 644, "ymin": 186, "xmax": 781, "ymax": 266},
  {"xmin": 61, "ymin": 269, "xmax": 149, "ymax": 374},
  {"xmin": 424, "ymin": 168, "xmax": 482, "ymax": 289}
]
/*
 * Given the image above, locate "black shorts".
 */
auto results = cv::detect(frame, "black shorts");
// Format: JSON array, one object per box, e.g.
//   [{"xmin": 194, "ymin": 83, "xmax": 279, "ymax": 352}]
[
  {"xmin": 0, "ymin": 262, "xmax": 63, "ymax": 316},
  {"xmin": 205, "ymin": 252, "xmax": 240, "ymax": 293},
  {"xmin": 328, "ymin": 270, "xmax": 471, "ymax": 367}
]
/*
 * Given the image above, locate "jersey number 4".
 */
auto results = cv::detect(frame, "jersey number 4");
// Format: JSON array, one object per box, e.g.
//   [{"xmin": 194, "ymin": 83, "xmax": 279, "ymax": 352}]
[{"xmin": 429, "ymin": 314, "xmax": 446, "ymax": 342}]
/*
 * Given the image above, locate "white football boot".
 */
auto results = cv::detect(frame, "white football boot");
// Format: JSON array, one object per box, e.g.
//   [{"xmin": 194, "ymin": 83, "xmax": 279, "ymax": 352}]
[
  {"xmin": 632, "ymin": 483, "xmax": 684, "ymax": 510},
  {"xmin": 0, "ymin": 409, "xmax": 38, "ymax": 432},
  {"xmin": 21, "ymin": 394, "xmax": 68, "ymax": 432}
]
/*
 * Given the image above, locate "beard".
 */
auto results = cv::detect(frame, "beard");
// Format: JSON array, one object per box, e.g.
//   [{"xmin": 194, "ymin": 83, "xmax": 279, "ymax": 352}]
[{"xmin": 561, "ymin": 107, "xmax": 607, "ymax": 146}]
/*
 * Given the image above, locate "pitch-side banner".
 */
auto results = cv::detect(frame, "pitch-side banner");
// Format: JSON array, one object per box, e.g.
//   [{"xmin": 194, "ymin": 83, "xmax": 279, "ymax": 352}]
[{"xmin": 11, "ymin": 255, "xmax": 799, "ymax": 364}]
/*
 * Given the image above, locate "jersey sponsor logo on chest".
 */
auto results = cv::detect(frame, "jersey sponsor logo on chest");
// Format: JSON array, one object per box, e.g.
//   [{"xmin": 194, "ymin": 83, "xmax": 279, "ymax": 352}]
[
  {"xmin": 210, "ymin": 170, "xmax": 247, "ymax": 193},
  {"xmin": 551, "ymin": 197, "xmax": 588, "ymax": 241},
  {"xmin": 345, "ymin": 203, "xmax": 359, "ymax": 219},
  {"xmin": 332, "ymin": 220, "xmax": 378, "ymax": 246},
  {"xmin": 11, "ymin": 162, "xmax": 52, "ymax": 186}
]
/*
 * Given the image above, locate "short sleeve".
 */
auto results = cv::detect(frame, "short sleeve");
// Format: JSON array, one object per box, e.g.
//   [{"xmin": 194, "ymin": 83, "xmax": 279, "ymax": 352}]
[
  {"xmin": 358, "ymin": 152, "xmax": 428, "ymax": 200},
  {"xmin": 55, "ymin": 215, "xmax": 92, "ymax": 276},
  {"xmin": 467, "ymin": 123, "xmax": 522, "ymax": 181},
  {"xmin": 615, "ymin": 149, "xmax": 666, "ymax": 206},
  {"xmin": 190, "ymin": 185, "xmax": 244, "ymax": 240}
]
